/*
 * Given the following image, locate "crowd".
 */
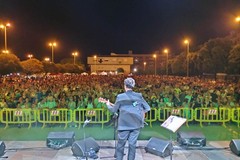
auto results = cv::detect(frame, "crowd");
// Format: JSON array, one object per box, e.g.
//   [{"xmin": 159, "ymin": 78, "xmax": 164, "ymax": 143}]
[{"xmin": 0, "ymin": 74, "xmax": 239, "ymax": 111}]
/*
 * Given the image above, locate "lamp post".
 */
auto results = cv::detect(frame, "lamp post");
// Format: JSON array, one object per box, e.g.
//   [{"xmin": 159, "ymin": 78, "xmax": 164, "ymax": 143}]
[
  {"xmin": 48, "ymin": 42, "xmax": 57, "ymax": 63},
  {"xmin": 184, "ymin": 39, "xmax": 190, "ymax": 77},
  {"xmin": 72, "ymin": 52, "xmax": 78, "ymax": 65},
  {"xmin": 153, "ymin": 54, "xmax": 157, "ymax": 75},
  {"xmin": 0, "ymin": 23, "xmax": 11, "ymax": 53},
  {"xmin": 143, "ymin": 62, "xmax": 146, "ymax": 73},
  {"xmin": 93, "ymin": 55, "xmax": 97, "ymax": 72},
  {"xmin": 163, "ymin": 49, "xmax": 169, "ymax": 75},
  {"xmin": 28, "ymin": 54, "xmax": 33, "ymax": 59}
]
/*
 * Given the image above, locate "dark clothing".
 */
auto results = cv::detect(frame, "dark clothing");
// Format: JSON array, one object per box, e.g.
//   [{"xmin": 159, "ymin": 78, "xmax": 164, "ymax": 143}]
[
  {"xmin": 107, "ymin": 90, "xmax": 151, "ymax": 131},
  {"xmin": 107, "ymin": 90, "xmax": 150, "ymax": 160}
]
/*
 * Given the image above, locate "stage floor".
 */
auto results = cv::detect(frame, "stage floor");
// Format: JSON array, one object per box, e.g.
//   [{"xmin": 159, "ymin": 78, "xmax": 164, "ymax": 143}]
[{"xmin": 1, "ymin": 140, "xmax": 239, "ymax": 160}]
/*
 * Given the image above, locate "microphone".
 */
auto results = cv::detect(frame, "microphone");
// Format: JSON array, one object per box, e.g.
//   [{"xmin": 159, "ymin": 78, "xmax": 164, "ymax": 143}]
[{"xmin": 83, "ymin": 119, "xmax": 91, "ymax": 128}]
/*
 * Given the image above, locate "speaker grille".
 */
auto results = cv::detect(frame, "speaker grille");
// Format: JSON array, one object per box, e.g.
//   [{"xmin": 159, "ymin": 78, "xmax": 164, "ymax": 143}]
[
  {"xmin": 0, "ymin": 141, "xmax": 6, "ymax": 156},
  {"xmin": 145, "ymin": 137, "xmax": 173, "ymax": 157},
  {"xmin": 230, "ymin": 139, "xmax": 240, "ymax": 156},
  {"xmin": 71, "ymin": 137, "xmax": 100, "ymax": 157}
]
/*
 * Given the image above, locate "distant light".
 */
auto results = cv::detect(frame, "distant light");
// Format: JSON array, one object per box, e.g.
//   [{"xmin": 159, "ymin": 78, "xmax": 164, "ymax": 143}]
[
  {"xmin": 235, "ymin": 16, "xmax": 240, "ymax": 23},
  {"xmin": 163, "ymin": 49, "xmax": 169, "ymax": 53},
  {"xmin": 184, "ymin": 39, "xmax": 190, "ymax": 44}
]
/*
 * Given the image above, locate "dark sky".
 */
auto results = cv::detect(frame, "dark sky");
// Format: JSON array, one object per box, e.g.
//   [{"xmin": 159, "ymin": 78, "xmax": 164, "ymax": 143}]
[{"xmin": 0, "ymin": 0, "xmax": 240, "ymax": 63}]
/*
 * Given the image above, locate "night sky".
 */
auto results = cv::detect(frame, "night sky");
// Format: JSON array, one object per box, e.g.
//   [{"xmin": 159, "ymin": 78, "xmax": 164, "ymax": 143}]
[{"xmin": 0, "ymin": 0, "xmax": 240, "ymax": 63}]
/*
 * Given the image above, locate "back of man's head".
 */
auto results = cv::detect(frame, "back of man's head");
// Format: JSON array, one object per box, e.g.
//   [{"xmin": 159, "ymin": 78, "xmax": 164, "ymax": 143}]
[{"xmin": 124, "ymin": 77, "xmax": 135, "ymax": 89}]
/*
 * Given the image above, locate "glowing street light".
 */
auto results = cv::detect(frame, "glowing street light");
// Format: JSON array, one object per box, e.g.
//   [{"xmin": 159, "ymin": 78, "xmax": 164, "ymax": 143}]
[
  {"xmin": 44, "ymin": 57, "xmax": 50, "ymax": 62},
  {"xmin": 2, "ymin": 50, "xmax": 9, "ymax": 54},
  {"xmin": 48, "ymin": 42, "xmax": 57, "ymax": 63},
  {"xmin": 184, "ymin": 39, "xmax": 190, "ymax": 77},
  {"xmin": 163, "ymin": 48, "xmax": 169, "ymax": 75},
  {"xmin": 235, "ymin": 16, "xmax": 240, "ymax": 23},
  {"xmin": 0, "ymin": 22, "xmax": 11, "ymax": 52},
  {"xmin": 153, "ymin": 54, "xmax": 157, "ymax": 75},
  {"xmin": 235, "ymin": 16, "xmax": 240, "ymax": 31},
  {"xmin": 27, "ymin": 54, "xmax": 33, "ymax": 59},
  {"xmin": 93, "ymin": 55, "xmax": 97, "ymax": 72},
  {"xmin": 72, "ymin": 52, "xmax": 78, "ymax": 65},
  {"xmin": 133, "ymin": 68, "xmax": 137, "ymax": 73}
]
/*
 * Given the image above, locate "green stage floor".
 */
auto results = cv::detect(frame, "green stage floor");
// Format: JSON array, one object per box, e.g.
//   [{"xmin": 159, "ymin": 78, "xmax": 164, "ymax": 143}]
[{"xmin": 0, "ymin": 122, "xmax": 239, "ymax": 141}]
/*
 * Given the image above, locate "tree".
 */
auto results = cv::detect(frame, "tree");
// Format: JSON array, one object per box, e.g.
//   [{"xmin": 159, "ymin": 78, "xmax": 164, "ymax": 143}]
[
  {"xmin": 196, "ymin": 37, "xmax": 232, "ymax": 74},
  {"xmin": 228, "ymin": 44, "xmax": 240, "ymax": 74},
  {"xmin": 20, "ymin": 58, "xmax": 44, "ymax": 74},
  {"xmin": 0, "ymin": 53, "xmax": 22, "ymax": 75},
  {"xmin": 42, "ymin": 62, "xmax": 59, "ymax": 73},
  {"xmin": 171, "ymin": 53, "xmax": 186, "ymax": 75}
]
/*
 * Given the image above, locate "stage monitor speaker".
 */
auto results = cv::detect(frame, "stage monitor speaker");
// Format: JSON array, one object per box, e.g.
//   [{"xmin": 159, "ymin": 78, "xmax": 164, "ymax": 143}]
[
  {"xmin": 46, "ymin": 131, "xmax": 75, "ymax": 149},
  {"xmin": 71, "ymin": 137, "xmax": 100, "ymax": 157},
  {"xmin": 0, "ymin": 141, "xmax": 6, "ymax": 156},
  {"xmin": 177, "ymin": 131, "xmax": 206, "ymax": 147},
  {"xmin": 229, "ymin": 139, "xmax": 240, "ymax": 156},
  {"xmin": 144, "ymin": 137, "xmax": 173, "ymax": 158}
]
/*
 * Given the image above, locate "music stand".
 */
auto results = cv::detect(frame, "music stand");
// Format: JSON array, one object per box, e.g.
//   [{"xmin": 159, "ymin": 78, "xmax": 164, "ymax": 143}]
[{"xmin": 161, "ymin": 115, "xmax": 187, "ymax": 160}]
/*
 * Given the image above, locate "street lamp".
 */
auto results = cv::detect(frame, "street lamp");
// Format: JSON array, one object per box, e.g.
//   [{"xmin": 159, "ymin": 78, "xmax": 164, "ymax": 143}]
[
  {"xmin": 93, "ymin": 55, "xmax": 97, "ymax": 72},
  {"xmin": 143, "ymin": 62, "xmax": 147, "ymax": 73},
  {"xmin": 27, "ymin": 54, "xmax": 33, "ymax": 59},
  {"xmin": 163, "ymin": 49, "xmax": 169, "ymax": 75},
  {"xmin": 48, "ymin": 42, "xmax": 57, "ymax": 63},
  {"xmin": 0, "ymin": 22, "xmax": 11, "ymax": 53},
  {"xmin": 235, "ymin": 16, "xmax": 240, "ymax": 23},
  {"xmin": 44, "ymin": 57, "xmax": 50, "ymax": 62},
  {"xmin": 72, "ymin": 52, "xmax": 78, "ymax": 65},
  {"xmin": 2, "ymin": 50, "xmax": 9, "ymax": 54},
  {"xmin": 153, "ymin": 54, "xmax": 157, "ymax": 75},
  {"xmin": 184, "ymin": 39, "xmax": 190, "ymax": 77},
  {"xmin": 235, "ymin": 16, "xmax": 240, "ymax": 31}
]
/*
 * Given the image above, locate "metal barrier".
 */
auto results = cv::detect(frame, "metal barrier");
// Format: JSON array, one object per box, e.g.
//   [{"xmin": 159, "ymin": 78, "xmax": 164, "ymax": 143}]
[
  {"xmin": 0, "ymin": 107, "xmax": 238, "ymax": 129},
  {"xmin": 158, "ymin": 107, "xmax": 194, "ymax": 127},
  {"xmin": 72, "ymin": 108, "xmax": 110, "ymax": 129},
  {"xmin": 231, "ymin": 108, "xmax": 240, "ymax": 128},
  {"xmin": 194, "ymin": 107, "xmax": 231, "ymax": 127},
  {"xmin": 145, "ymin": 108, "xmax": 158, "ymax": 127},
  {"xmin": 37, "ymin": 109, "xmax": 72, "ymax": 129},
  {"xmin": 0, "ymin": 108, "xmax": 37, "ymax": 129}
]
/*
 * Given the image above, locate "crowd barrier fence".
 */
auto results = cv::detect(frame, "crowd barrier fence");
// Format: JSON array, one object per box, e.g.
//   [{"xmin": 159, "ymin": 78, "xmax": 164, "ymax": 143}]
[
  {"xmin": 194, "ymin": 107, "xmax": 231, "ymax": 127},
  {"xmin": 0, "ymin": 107, "xmax": 239, "ymax": 129},
  {"xmin": 0, "ymin": 108, "xmax": 37, "ymax": 129},
  {"xmin": 37, "ymin": 109, "xmax": 72, "ymax": 129},
  {"xmin": 72, "ymin": 108, "xmax": 110, "ymax": 129},
  {"xmin": 231, "ymin": 108, "xmax": 240, "ymax": 128},
  {"xmin": 158, "ymin": 107, "xmax": 194, "ymax": 127}
]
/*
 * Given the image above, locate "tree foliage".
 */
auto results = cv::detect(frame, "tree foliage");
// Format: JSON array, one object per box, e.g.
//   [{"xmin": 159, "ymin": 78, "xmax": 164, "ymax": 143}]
[
  {"xmin": 20, "ymin": 58, "xmax": 44, "ymax": 74},
  {"xmin": 0, "ymin": 53, "xmax": 22, "ymax": 75}
]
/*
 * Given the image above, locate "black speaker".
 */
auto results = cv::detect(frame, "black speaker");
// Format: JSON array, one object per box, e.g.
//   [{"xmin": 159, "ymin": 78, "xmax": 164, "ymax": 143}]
[
  {"xmin": 71, "ymin": 137, "xmax": 100, "ymax": 157},
  {"xmin": 177, "ymin": 131, "xmax": 206, "ymax": 147},
  {"xmin": 230, "ymin": 139, "xmax": 240, "ymax": 156},
  {"xmin": 0, "ymin": 141, "xmax": 6, "ymax": 156},
  {"xmin": 145, "ymin": 137, "xmax": 173, "ymax": 157},
  {"xmin": 46, "ymin": 131, "xmax": 75, "ymax": 149}
]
